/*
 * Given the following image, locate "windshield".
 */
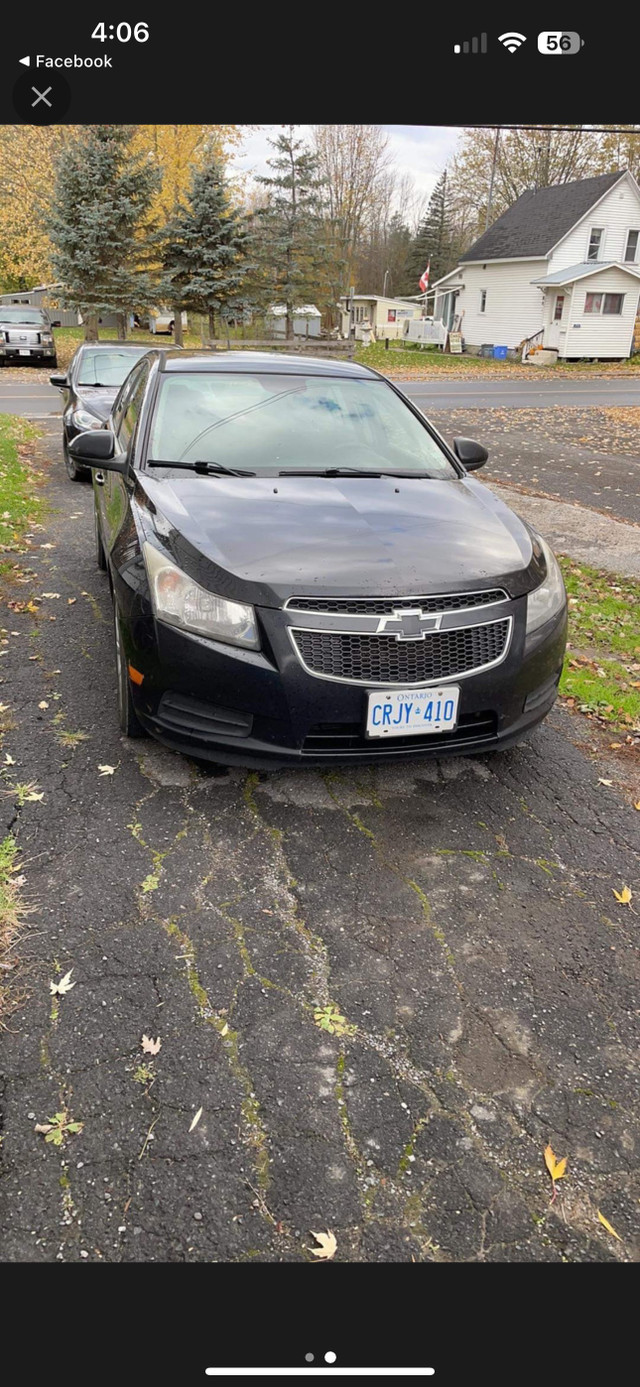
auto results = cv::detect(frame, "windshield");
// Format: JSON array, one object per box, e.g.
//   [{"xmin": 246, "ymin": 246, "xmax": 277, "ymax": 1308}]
[
  {"xmin": 148, "ymin": 373, "xmax": 458, "ymax": 478},
  {"xmin": 76, "ymin": 347, "xmax": 148, "ymax": 387},
  {"xmin": 1, "ymin": 307, "xmax": 47, "ymax": 324}
]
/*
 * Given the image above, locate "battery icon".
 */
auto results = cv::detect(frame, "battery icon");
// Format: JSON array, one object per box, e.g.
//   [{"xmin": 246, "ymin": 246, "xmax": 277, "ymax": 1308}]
[{"xmin": 538, "ymin": 31, "xmax": 584, "ymax": 54}]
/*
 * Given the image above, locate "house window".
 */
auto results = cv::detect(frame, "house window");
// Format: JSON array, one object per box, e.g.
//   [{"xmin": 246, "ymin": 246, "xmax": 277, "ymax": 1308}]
[
  {"xmin": 553, "ymin": 295, "xmax": 565, "ymax": 321},
  {"xmin": 624, "ymin": 229, "xmax": 639, "ymax": 262},
  {"xmin": 587, "ymin": 228, "xmax": 604, "ymax": 261},
  {"xmin": 479, "ymin": 289, "xmax": 487, "ymax": 313},
  {"xmin": 584, "ymin": 292, "xmax": 625, "ymax": 315}
]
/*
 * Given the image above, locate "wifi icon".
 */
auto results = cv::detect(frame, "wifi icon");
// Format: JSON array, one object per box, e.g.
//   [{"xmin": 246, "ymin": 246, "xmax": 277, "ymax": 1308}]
[{"xmin": 498, "ymin": 31, "xmax": 527, "ymax": 52}]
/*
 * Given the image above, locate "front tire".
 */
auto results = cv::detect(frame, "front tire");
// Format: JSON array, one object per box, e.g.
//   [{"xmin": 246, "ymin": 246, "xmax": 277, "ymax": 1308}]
[
  {"xmin": 64, "ymin": 438, "xmax": 86, "ymax": 483},
  {"xmin": 114, "ymin": 603, "xmax": 146, "ymax": 738}
]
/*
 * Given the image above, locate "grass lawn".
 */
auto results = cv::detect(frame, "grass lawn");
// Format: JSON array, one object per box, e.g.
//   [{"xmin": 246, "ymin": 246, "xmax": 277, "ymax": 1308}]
[
  {"xmin": 558, "ymin": 556, "xmax": 640, "ymax": 733},
  {"xmin": 355, "ymin": 342, "xmax": 640, "ymax": 377},
  {"xmin": 0, "ymin": 414, "xmax": 44, "ymax": 588}
]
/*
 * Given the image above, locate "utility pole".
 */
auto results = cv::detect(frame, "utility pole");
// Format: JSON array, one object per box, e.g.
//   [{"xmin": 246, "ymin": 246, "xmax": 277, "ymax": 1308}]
[{"xmin": 484, "ymin": 128, "xmax": 500, "ymax": 231}]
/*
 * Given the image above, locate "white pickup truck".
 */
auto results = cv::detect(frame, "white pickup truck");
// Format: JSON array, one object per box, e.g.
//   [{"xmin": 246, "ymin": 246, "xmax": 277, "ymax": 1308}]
[{"xmin": 0, "ymin": 305, "xmax": 57, "ymax": 366}]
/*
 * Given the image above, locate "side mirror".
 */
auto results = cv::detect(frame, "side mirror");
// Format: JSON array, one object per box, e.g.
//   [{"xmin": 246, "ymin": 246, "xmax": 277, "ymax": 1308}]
[
  {"xmin": 50, "ymin": 373, "xmax": 67, "ymax": 388},
  {"xmin": 68, "ymin": 430, "xmax": 127, "ymax": 473},
  {"xmin": 454, "ymin": 436, "xmax": 489, "ymax": 471}
]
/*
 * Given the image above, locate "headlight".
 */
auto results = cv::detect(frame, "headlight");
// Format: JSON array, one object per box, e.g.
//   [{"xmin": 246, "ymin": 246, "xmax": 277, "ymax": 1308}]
[
  {"xmin": 41, "ymin": 333, "xmax": 54, "ymax": 344},
  {"xmin": 526, "ymin": 534, "xmax": 566, "ymax": 633},
  {"xmin": 72, "ymin": 408, "xmax": 103, "ymax": 431},
  {"xmin": 143, "ymin": 542, "xmax": 259, "ymax": 649}
]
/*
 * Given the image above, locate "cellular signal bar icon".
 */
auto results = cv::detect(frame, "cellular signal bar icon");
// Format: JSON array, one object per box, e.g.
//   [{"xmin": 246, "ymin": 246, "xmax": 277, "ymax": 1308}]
[{"xmin": 453, "ymin": 33, "xmax": 487, "ymax": 54}]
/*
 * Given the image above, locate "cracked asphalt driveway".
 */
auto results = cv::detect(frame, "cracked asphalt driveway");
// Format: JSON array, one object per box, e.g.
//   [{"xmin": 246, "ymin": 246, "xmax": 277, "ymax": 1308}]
[{"xmin": 1, "ymin": 422, "xmax": 639, "ymax": 1264}]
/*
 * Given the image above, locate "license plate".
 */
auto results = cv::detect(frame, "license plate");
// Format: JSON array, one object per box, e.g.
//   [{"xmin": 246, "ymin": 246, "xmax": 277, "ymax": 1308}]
[
  {"xmin": 366, "ymin": 685, "xmax": 460, "ymax": 738},
  {"xmin": 19, "ymin": 349, "xmax": 31, "ymax": 356}
]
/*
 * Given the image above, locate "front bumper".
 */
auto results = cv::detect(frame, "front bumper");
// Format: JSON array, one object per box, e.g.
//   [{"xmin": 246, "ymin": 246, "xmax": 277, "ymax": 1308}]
[
  {"xmin": 116, "ymin": 578, "xmax": 567, "ymax": 767},
  {"xmin": 0, "ymin": 345, "xmax": 56, "ymax": 362}
]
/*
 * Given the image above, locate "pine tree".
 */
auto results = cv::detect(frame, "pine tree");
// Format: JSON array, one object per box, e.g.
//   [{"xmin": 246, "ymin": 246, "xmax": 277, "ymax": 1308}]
[
  {"xmin": 252, "ymin": 126, "xmax": 330, "ymax": 338},
  {"xmin": 404, "ymin": 172, "xmax": 453, "ymax": 295},
  {"xmin": 162, "ymin": 154, "xmax": 249, "ymax": 341},
  {"xmin": 49, "ymin": 125, "xmax": 160, "ymax": 341}
]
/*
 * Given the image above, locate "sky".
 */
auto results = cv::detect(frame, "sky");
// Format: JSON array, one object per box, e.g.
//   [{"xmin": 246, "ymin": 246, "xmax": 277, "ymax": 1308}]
[{"xmin": 229, "ymin": 125, "xmax": 462, "ymax": 207}]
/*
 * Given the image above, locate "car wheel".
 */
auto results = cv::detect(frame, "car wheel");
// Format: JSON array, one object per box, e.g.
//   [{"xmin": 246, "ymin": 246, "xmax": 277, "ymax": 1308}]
[
  {"xmin": 114, "ymin": 603, "xmax": 146, "ymax": 738},
  {"xmin": 95, "ymin": 505, "xmax": 107, "ymax": 571},
  {"xmin": 64, "ymin": 439, "xmax": 86, "ymax": 483}
]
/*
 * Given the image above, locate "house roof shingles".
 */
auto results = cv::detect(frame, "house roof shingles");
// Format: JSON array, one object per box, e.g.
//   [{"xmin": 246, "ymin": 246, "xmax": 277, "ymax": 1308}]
[{"xmin": 461, "ymin": 171, "xmax": 626, "ymax": 263}]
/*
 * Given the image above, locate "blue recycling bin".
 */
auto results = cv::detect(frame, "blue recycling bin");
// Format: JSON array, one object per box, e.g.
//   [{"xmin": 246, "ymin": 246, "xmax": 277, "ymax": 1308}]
[{"xmin": 493, "ymin": 345, "xmax": 508, "ymax": 360}]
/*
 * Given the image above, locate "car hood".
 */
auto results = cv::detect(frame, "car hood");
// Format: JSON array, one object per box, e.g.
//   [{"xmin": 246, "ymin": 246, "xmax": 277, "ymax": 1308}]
[
  {"xmin": 76, "ymin": 386, "xmax": 119, "ymax": 421},
  {"xmin": 136, "ymin": 473, "xmax": 542, "ymax": 607}
]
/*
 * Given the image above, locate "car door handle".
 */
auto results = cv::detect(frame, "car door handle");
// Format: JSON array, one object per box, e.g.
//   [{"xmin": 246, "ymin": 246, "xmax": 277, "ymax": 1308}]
[{"xmin": 94, "ymin": 470, "xmax": 106, "ymax": 485}]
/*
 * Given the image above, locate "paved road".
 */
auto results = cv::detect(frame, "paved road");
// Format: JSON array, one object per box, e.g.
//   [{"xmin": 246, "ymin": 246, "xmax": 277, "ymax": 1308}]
[
  {"xmin": 1, "ymin": 422, "xmax": 639, "ymax": 1265},
  {"xmin": 0, "ymin": 374, "xmax": 639, "ymax": 419},
  {"xmin": 401, "ymin": 380, "xmax": 640, "ymax": 409}
]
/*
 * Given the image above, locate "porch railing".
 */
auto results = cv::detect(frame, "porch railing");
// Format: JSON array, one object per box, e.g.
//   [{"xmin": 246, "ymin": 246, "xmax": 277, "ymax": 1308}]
[{"xmin": 521, "ymin": 328, "xmax": 544, "ymax": 363}]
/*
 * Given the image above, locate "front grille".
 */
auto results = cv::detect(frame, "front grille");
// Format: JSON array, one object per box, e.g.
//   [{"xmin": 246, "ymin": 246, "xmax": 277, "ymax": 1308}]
[
  {"xmin": 303, "ymin": 711, "xmax": 497, "ymax": 755},
  {"xmin": 286, "ymin": 589, "xmax": 507, "ymax": 616},
  {"xmin": 292, "ymin": 619, "xmax": 511, "ymax": 685}
]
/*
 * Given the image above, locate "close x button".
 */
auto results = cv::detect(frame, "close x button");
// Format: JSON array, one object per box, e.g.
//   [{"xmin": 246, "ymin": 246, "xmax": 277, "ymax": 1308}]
[{"xmin": 12, "ymin": 71, "xmax": 71, "ymax": 123}]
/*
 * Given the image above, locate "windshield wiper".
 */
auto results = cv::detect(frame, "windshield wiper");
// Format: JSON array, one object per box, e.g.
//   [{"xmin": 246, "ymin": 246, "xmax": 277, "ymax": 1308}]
[
  {"xmin": 147, "ymin": 459, "xmax": 256, "ymax": 477},
  {"xmin": 278, "ymin": 467, "xmax": 432, "ymax": 478}
]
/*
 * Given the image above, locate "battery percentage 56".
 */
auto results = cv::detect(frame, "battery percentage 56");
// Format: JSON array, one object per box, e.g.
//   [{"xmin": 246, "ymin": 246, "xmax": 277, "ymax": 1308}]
[{"xmin": 538, "ymin": 31, "xmax": 584, "ymax": 54}]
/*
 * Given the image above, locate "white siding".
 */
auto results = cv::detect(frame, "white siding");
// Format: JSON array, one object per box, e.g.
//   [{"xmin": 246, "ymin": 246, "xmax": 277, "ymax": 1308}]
[
  {"xmin": 454, "ymin": 260, "xmax": 547, "ymax": 348},
  {"xmin": 561, "ymin": 268, "xmax": 640, "ymax": 357},
  {"xmin": 549, "ymin": 175, "xmax": 640, "ymax": 270}
]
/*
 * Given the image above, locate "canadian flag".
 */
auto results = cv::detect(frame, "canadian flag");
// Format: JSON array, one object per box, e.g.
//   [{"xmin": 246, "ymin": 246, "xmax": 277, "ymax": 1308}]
[{"xmin": 419, "ymin": 261, "xmax": 430, "ymax": 292}]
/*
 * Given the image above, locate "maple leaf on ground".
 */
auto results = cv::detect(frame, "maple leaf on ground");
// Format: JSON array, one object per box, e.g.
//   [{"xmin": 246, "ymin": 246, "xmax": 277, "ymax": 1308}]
[
  {"xmin": 308, "ymin": 1229, "xmax": 337, "ymax": 1261},
  {"xmin": 613, "ymin": 886, "xmax": 632, "ymax": 905},
  {"xmin": 141, "ymin": 1034, "xmax": 161, "ymax": 1055},
  {"xmin": 98, "ymin": 764, "xmax": 117, "ymax": 777},
  {"xmin": 49, "ymin": 969, "xmax": 75, "ymax": 996}
]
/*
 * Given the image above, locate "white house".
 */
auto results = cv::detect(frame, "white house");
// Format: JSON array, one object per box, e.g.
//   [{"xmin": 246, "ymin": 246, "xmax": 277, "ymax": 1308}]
[
  {"xmin": 433, "ymin": 170, "xmax": 640, "ymax": 359},
  {"xmin": 338, "ymin": 295, "xmax": 423, "ymax": 341}
]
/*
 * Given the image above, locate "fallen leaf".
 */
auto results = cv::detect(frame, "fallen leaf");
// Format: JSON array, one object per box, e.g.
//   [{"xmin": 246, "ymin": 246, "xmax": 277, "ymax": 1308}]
[
  {"xmin": 613, "ymin": 886, "xmax": 632, "ymax": 905},
  {"xmin": 97, "ymin": 764, "xmax": 116, "ymax": 777},
  {"xmin": 544, "ymin": 1144, "xmax": 568, "ymax": 1182},
  {"xmin": 41, "ymin": 592, "xmax": 60, "ymax": 599},
  {"xmin": 141, "ymin": 1034, "xmax": 161, "ymax": 1055},
  {"xmin": 34, "ymin": 1123, "xmax": 53, "ymax": 1134},
  {"xmin": 220, "ymin": 1022, "xmax": 229, "ymax": 1037},
  {"xmin": 4, "ymin": 753, "xmax": 15, "ymax": 765},
  {"xmin": 634, "ymin": 802, "xmax": 640, "ymax": 812},
  {"xmin": 189, "ymin": 1107, "xmax": 203, "ymax": 1132},
  {"xmin": 50, "ymin": 969, "xmax": 75, "ymax": 996},
  {"xmin": 309, "ymin": 1229, "xmax": 337, "ymax": 1261},
  {"xmin": 25, "ymin": 791, "xmax": 44, "ymax": 802},
  {"xmin": 67, "ymin": 598, "xmax": 77, "ymax": 606},
  {"xmin": 598, "ymin": 778, "xmax": 612, "ymax": 787},
  {"xmin": 597, "ymin": 1209, "xmax": 622, "ymax": 1241},
  {"xmin": 38, "ymin": 700, "xmax": 49, "ymax": 711},
  {"xmin": 40, "ymin": 543, "xmax": 55, "ymax": 550}
]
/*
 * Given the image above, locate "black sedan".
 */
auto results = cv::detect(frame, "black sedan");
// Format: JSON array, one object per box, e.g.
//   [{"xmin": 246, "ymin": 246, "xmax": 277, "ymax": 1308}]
[
  {"xmin": 51, "ymin": 342, "xmax": 152, "ymax": 481},
  {"xmin": 68, "ymin": 351, "xmax": 567, "ymax": 768}
]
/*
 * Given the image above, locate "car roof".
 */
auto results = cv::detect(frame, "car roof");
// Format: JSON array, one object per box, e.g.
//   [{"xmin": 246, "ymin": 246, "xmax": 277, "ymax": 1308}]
[{"xmin": 156, "ymin": 350, "xmax": 376, "ymax": 378}]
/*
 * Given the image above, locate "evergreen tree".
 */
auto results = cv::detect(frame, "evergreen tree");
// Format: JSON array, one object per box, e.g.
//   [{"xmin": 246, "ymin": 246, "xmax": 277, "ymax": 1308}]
[
  {"xmin": 162, "ymin": 154, "xmax": 249, "ymax": 341},
  {"xmin": 404, "ymin": 172, "xmax": 453, "ymax": 295},
  {"xmin": 252, "ymin": 126, "xmax": 330, "ymax": 338},
  {"xmin": 49, "ymin": 125, "xmax": 160, "ymax": 340}
]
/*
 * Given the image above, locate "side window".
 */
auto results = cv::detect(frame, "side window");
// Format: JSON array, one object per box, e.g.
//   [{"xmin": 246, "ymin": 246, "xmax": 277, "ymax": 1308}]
[{"xmin": 116, "ymin": 364, "xmax": 149, "ymax": 457}]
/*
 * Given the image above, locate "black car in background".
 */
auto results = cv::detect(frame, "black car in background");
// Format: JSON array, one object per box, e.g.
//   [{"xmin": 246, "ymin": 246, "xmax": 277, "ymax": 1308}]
[
  {"xmin": 68, "ymin": 351, "xmax": 567, "ymax": 768},
  {"xmin": 51, "ymin": 342, "xmax": 152, "ymax": 480}
]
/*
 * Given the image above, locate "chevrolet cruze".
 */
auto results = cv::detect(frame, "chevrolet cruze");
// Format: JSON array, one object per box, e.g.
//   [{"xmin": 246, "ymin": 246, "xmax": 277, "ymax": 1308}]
[{"xmin": 68, "ymin": 351, "xmax": 567, "ymax": 767}]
